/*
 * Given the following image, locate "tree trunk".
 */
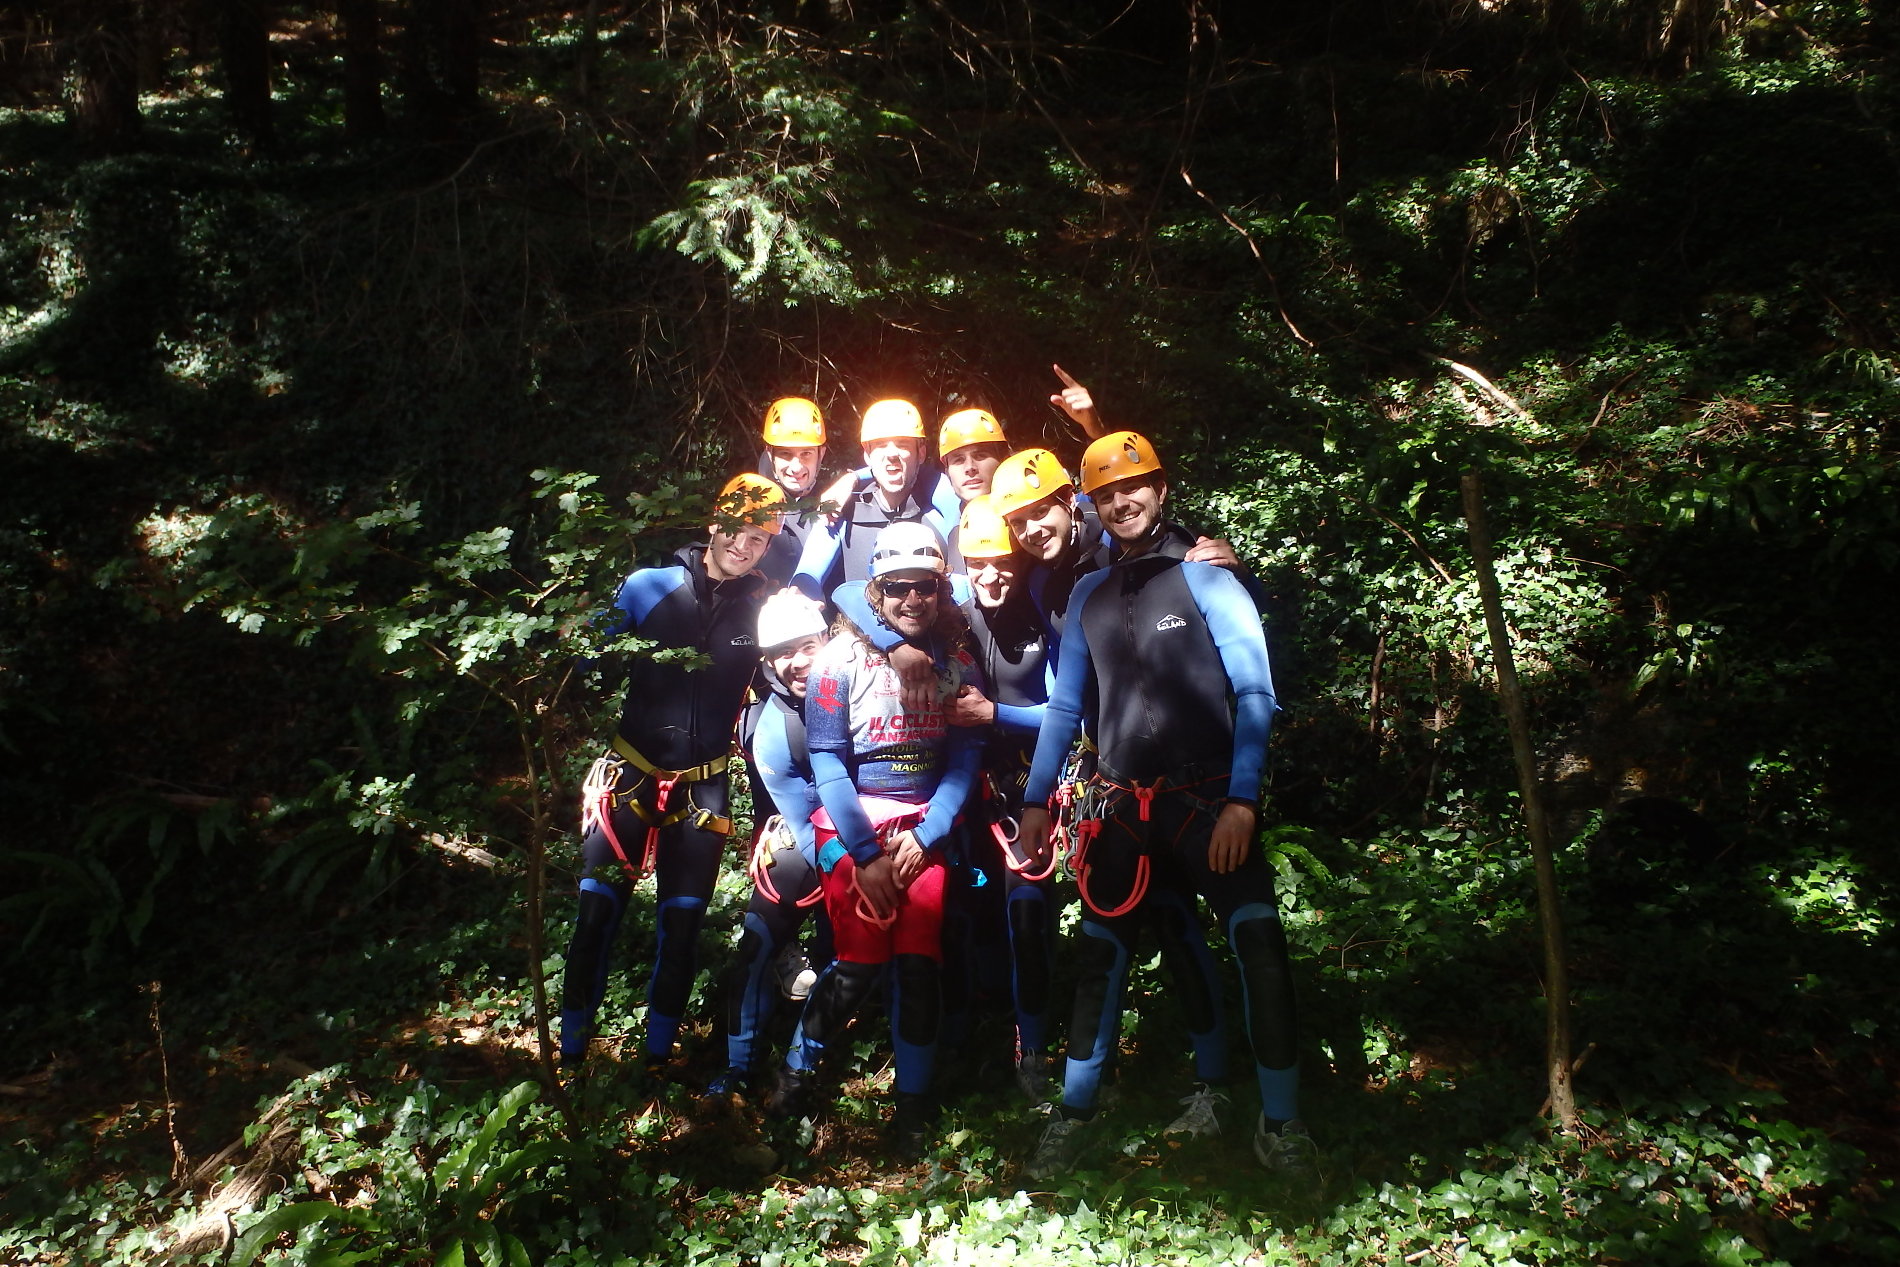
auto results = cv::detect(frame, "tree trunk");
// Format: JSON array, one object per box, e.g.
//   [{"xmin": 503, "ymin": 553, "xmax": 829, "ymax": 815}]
[
  {"xmin": 1461, "ymin": 470, "xmax": 1579, "ymax": 1131},
  {"xmin": 216, "ymin": 0, "xmax": 273, "ymax": 147},
  {"xmin": 574, "ymin": 0, "xmax": 600, "ymax": 101},
  {"xmin": 70, "ymin": 0, "xmax": 144, "ymax": 151},
  {"xmin": 337, "ymin": 0, "xmax": 385, "ymax": 141},
  {"xmin": 439, "ymin": 0, "xmax": 479, "ymax": 116}
]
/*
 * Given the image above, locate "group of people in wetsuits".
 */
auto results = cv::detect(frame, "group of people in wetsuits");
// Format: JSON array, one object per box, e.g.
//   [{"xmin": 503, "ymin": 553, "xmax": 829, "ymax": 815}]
[{"xmin": 557, "ymin": 370, "xmax": 1318, "ymax": 1183}]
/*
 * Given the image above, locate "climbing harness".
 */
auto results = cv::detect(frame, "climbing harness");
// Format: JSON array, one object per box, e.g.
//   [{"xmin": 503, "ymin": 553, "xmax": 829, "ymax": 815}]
[
  {"xmin": 748, "ymin": 813, "xmax": 825, "ymax": 909},
  {"xmin": 582, "ymin": 740, "xmax": 735, "ymax": 884}
]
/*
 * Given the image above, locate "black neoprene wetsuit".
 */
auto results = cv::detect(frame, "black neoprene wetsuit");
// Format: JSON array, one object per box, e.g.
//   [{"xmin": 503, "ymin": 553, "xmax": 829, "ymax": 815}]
[{"xmin": 559, "ymin": 541, "xmax": 766, "ymax": 1066}]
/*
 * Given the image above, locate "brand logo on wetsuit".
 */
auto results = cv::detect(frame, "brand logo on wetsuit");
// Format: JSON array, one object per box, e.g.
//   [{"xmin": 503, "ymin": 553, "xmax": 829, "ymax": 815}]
[
  {"xmin": 1155, "ymin": 613, "xmax": 1187, "ymax": 631},
  {"xmin": 731, "ymin": 634, "xmax": 755, "ymax": 645}
]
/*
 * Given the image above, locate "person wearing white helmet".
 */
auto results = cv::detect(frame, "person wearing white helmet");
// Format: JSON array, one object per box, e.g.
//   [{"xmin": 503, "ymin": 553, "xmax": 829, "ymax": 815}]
[
  {"xmin": 710, "ymin": 591, "xmax": 835, "ymax": 1099},
  {"xmin": 766, "ymin": 521, "xmax": 983, "ymax": 1162}
]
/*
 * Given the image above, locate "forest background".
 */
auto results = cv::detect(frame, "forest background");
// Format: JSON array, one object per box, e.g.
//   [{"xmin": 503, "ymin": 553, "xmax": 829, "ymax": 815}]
[{"xmin": 3, "ymin": 1, "xmax": 1898, "ymax": 1264}]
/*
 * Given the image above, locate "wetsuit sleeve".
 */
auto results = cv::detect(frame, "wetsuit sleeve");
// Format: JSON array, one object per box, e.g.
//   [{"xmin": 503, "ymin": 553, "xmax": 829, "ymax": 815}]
[
  {"xmin": 792, "ymin": 517, "xmax": 845, "ymax": 601},
  {"xmin": 994, "ymin": 653, "xmax": 1056, "ymax": 733},
  {"xmin": 916, "ymin": 720, "xmax": 981, "ymax": 850},
  {"xmin": 605, "ymin": 566, "xmax": 682, "ymax": 635},
  {"xmin": 753, "ymin": 708, "xmax": 819, "ymax": 863},
  {"xmin": 1183, "ymin": 562, "xmax": 1276, "ymax": 802},
  {"xmin": 1022, "ymin": 570, "xmax": 1105, "ymax": 804}
]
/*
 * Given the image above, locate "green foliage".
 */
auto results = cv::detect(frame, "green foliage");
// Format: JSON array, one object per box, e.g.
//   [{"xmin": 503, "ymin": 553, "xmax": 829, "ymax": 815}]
[{"xmin": 8, "ymin": 4, "xmax": 1900, "ymax": 1266}]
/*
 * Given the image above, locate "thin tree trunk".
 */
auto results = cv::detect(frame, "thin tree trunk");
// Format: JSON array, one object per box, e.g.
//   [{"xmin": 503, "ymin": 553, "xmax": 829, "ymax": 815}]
[
  {"xmin": 216, "ymin": 0, "xmax": 272, "ymax": 147},
  {"xmin": 574, "ymin": 0, "xmax": 600, "ymax": 101},
  {"xmin": 337, "ymin": 0, "xmax": 385, "ymax": 141},
  {"xmin": 70, "ymin": 0, "xmax": 143, "ymax": 150},
  {"xmin": 1461, "ymin": 469, "xmax": 1579, "ymax": 1131}
]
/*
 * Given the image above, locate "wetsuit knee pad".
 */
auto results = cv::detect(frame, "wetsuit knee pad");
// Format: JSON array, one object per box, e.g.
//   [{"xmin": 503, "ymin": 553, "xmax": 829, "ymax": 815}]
[
  {"xmin": 893, "ymin": 953, "xmax": 942, "ymax": 1048},
  {"xmin": 1228, "ymin": 902, "xmax": 1297, "ymax": 1069},
  {"xmin": 728, "ymin": 913, "xmax": 773, "ymax": 988},
  {"xmin": 649, "ymin": 895, "xmax": 708, "ymax": 1014},
  {"xmin": 800, "ymin": 958, "xmax": 882, "ymax": 1050},
  {"xmin": 568, "ymin": 882, "xmax": 626, "ymax": 965},
  {"xmin": 1064, "ymin": 920, "xmax": 1131, "ymax": 1061}
]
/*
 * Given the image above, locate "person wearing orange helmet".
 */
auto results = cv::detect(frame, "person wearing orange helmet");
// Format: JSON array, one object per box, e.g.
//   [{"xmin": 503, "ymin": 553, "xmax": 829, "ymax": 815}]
[
  {"xmin": 793, "ymin": 399, "xmax": 957, "ymax": 603},
  {"xmin": 939, "ymin": 495, "xmax": 1061, "ymax": 1103},
  {"xmin": 755, "ymin": 396, "xmax": 828, "ymax": 585},
  {"xmin": 937, "ymin": 407, "xmax": 1012, "ymax": 505},
  {"xmin": 559, "ymin": 474, "xmax": 783, "ymax": 1087},
  {"xmin": 1015, "ymin": 430, "xmax": 1315, "ymax": 1186}
]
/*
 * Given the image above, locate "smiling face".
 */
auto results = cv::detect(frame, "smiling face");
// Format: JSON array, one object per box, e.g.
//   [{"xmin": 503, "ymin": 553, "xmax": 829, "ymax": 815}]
[
  {"xmin": 766, "ymin": 634, "xmax": 826, "ymax": 698},
  {"xmin": 862, "ymin": 436, "xmax": 923, "ymax": 500},
  {"xmin": 943, "ymin": 442, "xmax": 1008, "ymax": 503},
  {"xmin": 1004, "ymin": 490, "xmax": 1077, "ymax": 565},
  {"xmin": 874, "ymin": 569, "xmax": 941, "ymax": 638},
  {"xmin": 1094, "ymin": 473, "xmax": 1168, "ymax": 549},
  {"xmin": 768, "ymin": 445, "xmax": 822, "ymax": 497},
  {"xmin": 966, "ymin": 553, "xmax": 1020, "ymax": 610},
  {"xmin": 704, "ymin": 524, "xmax": 771, "ymax": 580}
]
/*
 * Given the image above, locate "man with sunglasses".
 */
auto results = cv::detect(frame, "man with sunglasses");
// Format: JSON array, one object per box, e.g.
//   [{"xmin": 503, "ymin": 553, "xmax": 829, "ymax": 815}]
[
  {"xmin": 1014, "ymin": 431, "xmax": 1317, "ymax": 1186},
  {"xmin": 767, "ymin": 521, "xmax": 983, "ymax": 1162}
]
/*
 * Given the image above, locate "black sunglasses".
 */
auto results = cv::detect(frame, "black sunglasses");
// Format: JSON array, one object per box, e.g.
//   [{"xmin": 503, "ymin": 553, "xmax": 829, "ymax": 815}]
[{"xmin": 880, "ymin": 578, "xmax": 939, "ymax": 599}]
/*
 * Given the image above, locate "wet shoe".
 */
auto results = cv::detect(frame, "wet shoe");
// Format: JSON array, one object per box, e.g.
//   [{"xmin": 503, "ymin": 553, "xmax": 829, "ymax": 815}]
[
  {"xmin": 1025, "ymin": 1112, "xmax": 1090, "ymax": 1181},
  {"xmin": 1163, "ymin": 1083, "xmax": 1228, "ymax": 1138},
  {"xmin": 765, "ymin": 1066, "xmax": 817, "ymax": 1119},
  {"xmin": 891, "ymin": 1092, "xmax": 934, "ymax": 1162},
  {"xmin": 1253, "ymin": 1115, "xmax": 1319, "ymax": 1182}
]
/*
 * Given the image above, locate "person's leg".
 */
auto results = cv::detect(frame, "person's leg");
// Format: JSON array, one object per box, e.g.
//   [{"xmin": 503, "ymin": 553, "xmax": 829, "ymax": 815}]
[
  {"xmin": 777, "ymin": 853, "xmax": 891, "ymax": 1103},
  {"xmin": 723, "ymin": 838, "xmax": 819, "ymax": 1078},
  {"xmin": 558, "ymin": 796, "xmax": 639, "ymax": 1064},
  {"xmin": 1003, "ymin": 873, "xmax": 1064, "ymax": 1094},
  {"xmin": 1146, "ymin": 884, "xmax": 1230, "ymax": 1085},
  {"xmin": 643, "ymin": 775, "xmax": 731, "ymax": 1062},
  {"xmin": 1183, "ymin": 820, "xmax": 1297, "ymax": 1116}
]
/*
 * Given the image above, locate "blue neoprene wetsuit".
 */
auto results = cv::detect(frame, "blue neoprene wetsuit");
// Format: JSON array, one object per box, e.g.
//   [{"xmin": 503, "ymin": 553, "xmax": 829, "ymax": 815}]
[
  {"xmin": 791, "ymin": 477, "xmax": 958, "ymax": 603},
  {"xmin": 723, "ymin": 670, "xmax": 834, "ymax": 1077},
  {"xmin": 559, "ymin": 542, "xmax": 766, "ymax": 1066},
  {"xmin": 1023, "ymin": 543, "xmax": 1301, "ymax": 1124}
]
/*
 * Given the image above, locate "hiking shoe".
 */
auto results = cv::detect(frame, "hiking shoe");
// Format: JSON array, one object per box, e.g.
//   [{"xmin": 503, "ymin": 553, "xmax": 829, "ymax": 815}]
[
  {"xmin": 1253, "ymin": 1116, "xmax": 1319, "ymax": 1181},
  {"xmin": 1025, "ymin": 1112, "xmax": 1091, "ymax": 1182},
  {"xmin": 774, "ymin": 943, "xmax": 817, "ymax": 1001},
  {"xmin": 1014, "ymin": 1050, "xmax": 1054, "ymax": 1107},
  {"xmin": 891, "ymin": 1092, "xmax": 934, "ymax": 1163},
  {"xmin": 765, "ymin": 1066, "xmax": 817, "ymax": 1119},
  {"xmin": 1163, "ymin": 1083, "xmax": 1229, "ymax": 1138}
]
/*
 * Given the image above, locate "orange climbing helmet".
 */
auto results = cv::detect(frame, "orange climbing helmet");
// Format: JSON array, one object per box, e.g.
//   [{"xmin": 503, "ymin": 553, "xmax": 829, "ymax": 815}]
[
  {"xmin": 859, "ymin": 399, "xmax": 926, "ymax": 443},
  {"xmin": 762, "ymin": 397, "xmax": 825, "ymax": 448},
  {"xmin": 937, "ymin": 407, "xmax": 1007, "ymax": 458},
  {"xmin": 989, "ymin": 448, "xmax": 1073, "ymax": 519},
  {"xmin": 716, "ymin": 472, "xmax": 786, "ymax": 533},
  {"xmin": 958, "ymin": 494, "xmax": 1015, "ymax": 561},
  {"xmin": 1078, "ymin": 431, "xmax": 1164, "ymax": 496}
]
